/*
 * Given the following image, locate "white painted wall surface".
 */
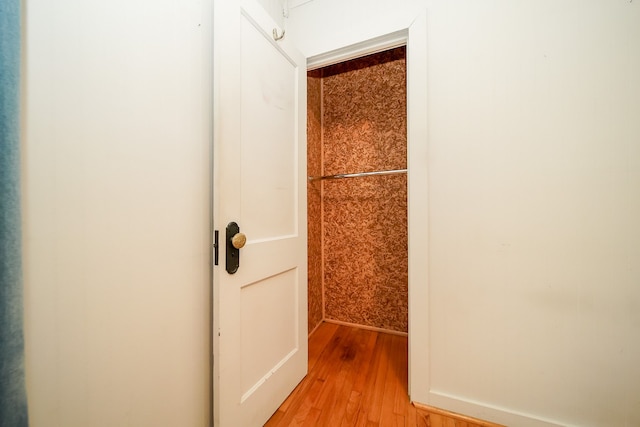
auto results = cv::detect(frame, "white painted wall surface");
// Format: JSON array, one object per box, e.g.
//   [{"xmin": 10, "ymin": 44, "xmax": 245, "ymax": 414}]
[
  {"xmin": 288, "ymin": 1, "xmax": 640, "ymax": 426},
  {"xmin": 22, "ymin": 0, "xmax": 211, "ymax": 426},
  {"xmin": 288, "ymin": 0, "xmax": 424, "ymax": 58},
  {"xmin": 256, "ymin": 0, "xmax": 286, "ymax": 28}
]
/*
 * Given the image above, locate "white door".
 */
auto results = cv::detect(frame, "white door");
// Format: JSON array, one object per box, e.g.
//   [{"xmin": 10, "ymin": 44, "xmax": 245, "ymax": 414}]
[{"xmin": 212, "ymin": 1, "xmax": 308, "ymax": 426}]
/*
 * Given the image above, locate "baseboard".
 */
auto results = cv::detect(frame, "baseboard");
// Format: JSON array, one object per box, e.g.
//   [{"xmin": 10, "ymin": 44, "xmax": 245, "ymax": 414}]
[
  {"xmin": 419, "ymin": 391, "xmax": 566, "ymax": 427},
  {"xmin": 322, "ymin": 318, "xmax": 408, "ymax": 337},
  {"xmin": 413, "ymin": 402, "xmax": 506, "ymax": 427}
]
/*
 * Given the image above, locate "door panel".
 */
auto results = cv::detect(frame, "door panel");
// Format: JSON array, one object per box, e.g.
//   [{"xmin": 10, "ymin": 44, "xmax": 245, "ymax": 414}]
[
  {"xmin": 240, "ymin": 269, "xmax": 298, "ymax": 400},
  {"xmin": 213, "ymin": 0, "xmax": 307, "ymax": 426},
  {"xmin": 240, "ymin": 13, "xmax": 297, "ymax": 240}
]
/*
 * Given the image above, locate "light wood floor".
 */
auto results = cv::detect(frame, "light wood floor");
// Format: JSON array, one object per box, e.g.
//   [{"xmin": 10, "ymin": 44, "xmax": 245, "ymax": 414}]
[{"xmin": 265, "ymin": 322, "xmax": 500, "ymax": 427}]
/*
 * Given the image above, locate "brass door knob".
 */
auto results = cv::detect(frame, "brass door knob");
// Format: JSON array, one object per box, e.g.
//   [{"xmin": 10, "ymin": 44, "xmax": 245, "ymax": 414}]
[{"xmin": 231, "ymin": 232, "xmax": 247, "ymax": 249}]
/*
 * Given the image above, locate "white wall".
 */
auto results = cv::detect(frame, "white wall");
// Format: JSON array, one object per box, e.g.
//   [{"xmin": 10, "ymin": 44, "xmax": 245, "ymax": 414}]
[
  {"xmin": 256, "ymin": 0, "xmax": 286, "ymax": 28},
  {"xmin": 288, "ymin": 1, "xmax": 640, "ymax": 426},
  {"xmin": 22, "ymin": 0, "xmax": 211, "ymax": 426}
]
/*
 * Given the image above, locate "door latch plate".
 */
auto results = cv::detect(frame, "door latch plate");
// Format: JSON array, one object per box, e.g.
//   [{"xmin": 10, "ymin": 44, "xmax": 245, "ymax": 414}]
[{"xmin": 226, "ymin": 222, "xmax": 241, "ymax": 274}]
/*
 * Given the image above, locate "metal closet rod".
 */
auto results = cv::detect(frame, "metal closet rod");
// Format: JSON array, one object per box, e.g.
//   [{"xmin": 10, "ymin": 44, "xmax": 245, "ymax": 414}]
[{"xmin": 308, "ymin": 168, "xmax": 407, "ymax": 181}]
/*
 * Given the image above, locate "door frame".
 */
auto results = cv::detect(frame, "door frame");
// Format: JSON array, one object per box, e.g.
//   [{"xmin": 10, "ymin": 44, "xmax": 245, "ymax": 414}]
[{"xmin": 305, "ymin": 12, "xmax": 429, "ymax": 404}]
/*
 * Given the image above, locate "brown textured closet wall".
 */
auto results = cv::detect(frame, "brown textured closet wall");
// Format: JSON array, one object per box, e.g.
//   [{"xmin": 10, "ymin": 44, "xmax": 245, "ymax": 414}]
[
  {"xmin": 307, "ymin": 47, "xmax": 408, "ymax": 334},
  {"xmin": 307, "ymin": 72, "xmax": 324, "ymax": 334}
]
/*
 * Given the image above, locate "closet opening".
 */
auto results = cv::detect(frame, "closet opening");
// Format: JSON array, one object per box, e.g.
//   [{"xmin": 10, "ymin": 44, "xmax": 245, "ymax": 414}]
[{"xmin": 306, "ymin": 43, "xmax": 408, "ymax": 382}]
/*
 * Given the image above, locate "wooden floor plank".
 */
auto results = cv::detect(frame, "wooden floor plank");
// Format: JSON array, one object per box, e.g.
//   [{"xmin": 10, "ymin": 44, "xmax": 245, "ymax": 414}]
[
  {"xmin": 324, "ymin": 328, "xmax": 370, "ymax": 426},
  {"xmin": 308, "ymin": 321, "xmax": 340, "ymax": 371},
  {"xmin": 263, "ymin": 410, "xmax": 285, "ymax": 427},
  {"xmin": 341, "ymin": 390, "xmax": 362, "ymax": 426},
  {"xmin": 301, "ymin": 407, "xmax": 322, "ymax": 426},
  {"xmin": 274, "ymin": 325, "xmax": 350, "ymax": 426},
  {"xmin": 265, "ymin": 322, "xmax": 503, "ymax": 427},
  {"xmin": 313, "ymin": 327, "xmax": 360, "ymax": 426},
  {"xmin": 380, "ymin": 336, "xmax": 401, "ymax": 426},
  {"xmin": 369, "ymin": 333, "xmax": 394, "ymax": 424}
]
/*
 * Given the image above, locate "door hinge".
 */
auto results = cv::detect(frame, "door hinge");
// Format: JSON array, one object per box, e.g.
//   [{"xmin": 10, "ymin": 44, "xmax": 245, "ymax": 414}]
[{"xmin": 213, "ymin": 230, "xmax": 219, "ymax": 266}]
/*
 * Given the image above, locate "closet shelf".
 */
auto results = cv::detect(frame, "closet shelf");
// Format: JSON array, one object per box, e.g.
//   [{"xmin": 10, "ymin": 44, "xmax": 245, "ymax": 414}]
[{"xmin": 308, "ymin": 168, "xmax": 407, "ymax": 181}]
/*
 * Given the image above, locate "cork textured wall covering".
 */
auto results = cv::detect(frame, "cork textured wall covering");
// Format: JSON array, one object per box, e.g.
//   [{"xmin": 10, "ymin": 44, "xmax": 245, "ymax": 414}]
[
  {"xmin": 307, "ymin": 47, "xmax": 408, "ymax": 333},
  {"xmin": 307, "ymin": 72, "xmax": 323, "ymax": 334}
]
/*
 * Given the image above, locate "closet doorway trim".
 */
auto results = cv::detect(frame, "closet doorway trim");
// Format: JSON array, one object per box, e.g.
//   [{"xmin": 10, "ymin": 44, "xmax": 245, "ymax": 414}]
[{"xmin": 306, "ymin": 13, "xmax": 430, "ymax": 405}]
